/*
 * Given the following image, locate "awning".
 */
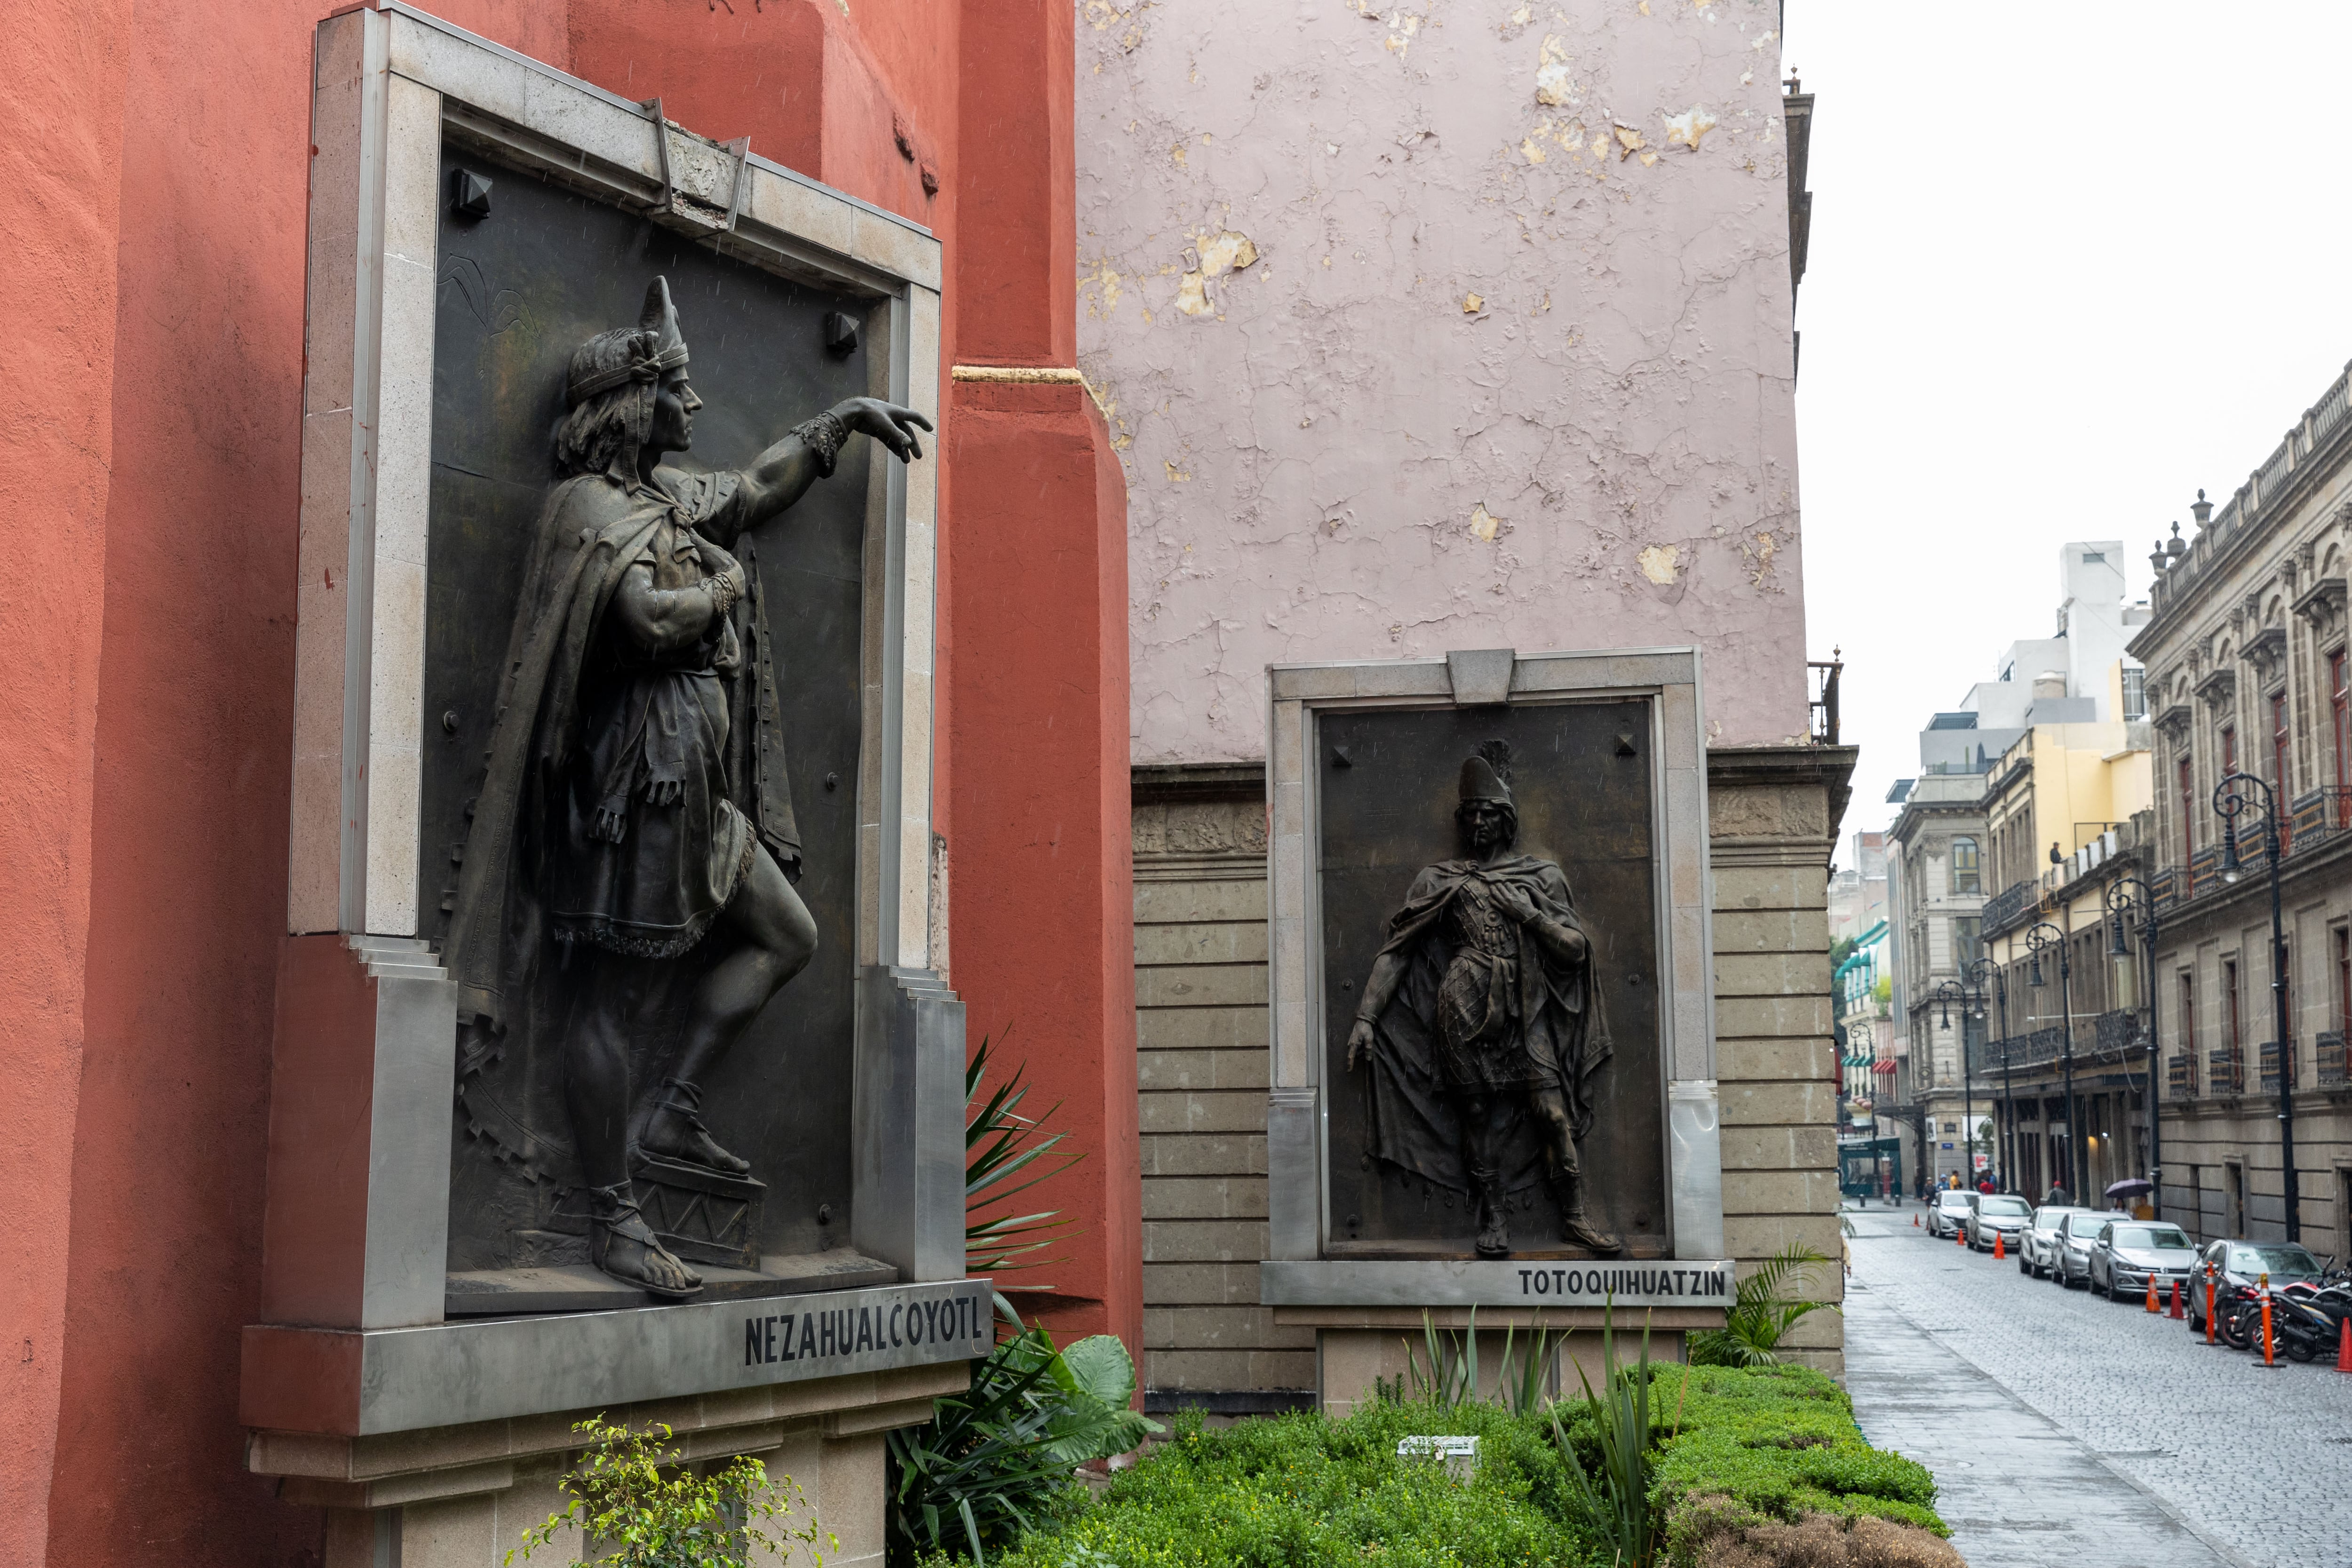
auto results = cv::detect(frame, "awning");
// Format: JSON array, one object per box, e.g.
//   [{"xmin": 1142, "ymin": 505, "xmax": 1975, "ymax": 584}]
[{"xmin": 1870, "ymin": 1059, "xmax": 1898, "ymax": 1075}]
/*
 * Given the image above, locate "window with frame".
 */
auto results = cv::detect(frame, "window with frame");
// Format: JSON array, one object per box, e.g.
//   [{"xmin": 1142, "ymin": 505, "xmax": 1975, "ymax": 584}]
[
  {"xmin": 2178, "ymin": 969, "xmax": 2195, "ymax": 1055},
  {"xmin": 2121, "ymin": 666, "xmax": 2146, "ymax": 721},
  {"xmin": 2273, "ymin": 690, "xmax": 2292, "ymax": 815},
  {"xmin": 2334, "ymin": 649, "xmax": 2350, "ymax": 812},
  {"xmin": 2226, "ymin": 957, "xmax": 2242, "ymax": 1055},
  {"xmin": 1953, "ymin": 915, "xmax": 1982, "ymax": 967},
  {"xmin": 2336, "ymin": 925, "xmax": 2350, "ymax": 1038},
  {"xmin": 1950, "ymin": 836, "xmax": 1981, "ymax": 894},
  {"xmin": 2177, "ymin": 756, "xmax": 2195, "ymax": 860}
]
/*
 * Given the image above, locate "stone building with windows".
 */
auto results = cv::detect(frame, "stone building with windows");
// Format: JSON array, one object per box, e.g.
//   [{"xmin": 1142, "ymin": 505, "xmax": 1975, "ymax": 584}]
[
  {"xmin": 1888, "ymin": 542, "xmax": 2151, "ymax": 1194},
  {"xmin": 2134, "ymin": 357, "xmax": 2352, "ymax": 1253}
]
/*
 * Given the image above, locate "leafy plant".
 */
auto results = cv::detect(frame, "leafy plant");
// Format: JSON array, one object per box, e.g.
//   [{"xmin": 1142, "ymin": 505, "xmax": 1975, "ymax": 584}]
[
  {"xmin": 964, "ymin": 1036, "xmax": 1082, "ymax": 1280},
  {"xmin": 1376, "ymin": 1306, "xmax": 1564, "ymax": 1416},
  {"xmin": 1549, "ymin": 1304, "xmax": 1681, "ymax": 1568},
  {"xmin": 887, "ymin": 1301, "xmax": 1161, "ymax": 1565},
  {"xmin": 508, "ymin": 1418, "xmax": 830, "ymax": 1568},
  {"xmin": 1687, "ymin": 1247, "xmax": 1840, "ymax": 1368}
]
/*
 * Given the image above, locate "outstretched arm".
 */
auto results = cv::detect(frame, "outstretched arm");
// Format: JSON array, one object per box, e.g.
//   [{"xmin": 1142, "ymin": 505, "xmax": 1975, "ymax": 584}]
[{"xmin": 732, "ymin": 396, "xmax": 933, "ymax": 531}]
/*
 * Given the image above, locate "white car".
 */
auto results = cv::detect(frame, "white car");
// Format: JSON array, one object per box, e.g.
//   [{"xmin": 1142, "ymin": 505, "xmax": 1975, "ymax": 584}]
[
  {"xmin": 1926, "ymin": 1190, "xmax": 1974, "ymax": 1238},
  {"xmin": 2087, "ymin": 1220, "xmax": 2199, "ymax": 1301},
  {"xmin": 1965, "ymin": 1194, "xmax": 2032, "ymax": 1253}
]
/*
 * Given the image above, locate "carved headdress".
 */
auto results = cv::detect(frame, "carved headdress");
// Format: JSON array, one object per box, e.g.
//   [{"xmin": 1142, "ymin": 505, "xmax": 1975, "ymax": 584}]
[
  {"xmin": 559, "ymin": 276, "xmax": 691, "ymax": 478},
  {"xmin": 1456, "ymin": 739, "xmax": 1515, "ymax": 808}
]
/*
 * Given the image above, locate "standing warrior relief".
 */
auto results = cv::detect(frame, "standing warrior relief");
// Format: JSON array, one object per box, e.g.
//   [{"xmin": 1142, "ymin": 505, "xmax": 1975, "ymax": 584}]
[
  {"xmin": 1345, "ymin": 741, "xmax": 1624, "ymax": 1259},
  {"xmin": 444, "ymin": 278, "xmax": 931, "ymax": 1298}
]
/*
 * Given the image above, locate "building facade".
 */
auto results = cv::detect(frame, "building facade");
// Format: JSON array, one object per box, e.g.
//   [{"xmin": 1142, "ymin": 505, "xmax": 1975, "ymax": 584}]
[
  {"xmin": 1080, "ymin": 4, "xmax": 1850, "ymax": 1386},
  {"xmin": 2134, "ymin": 356, "xmax": 2352, "ymax": 1253},
  {"xmin": 1885, "ymin": 773, "xmax": 1987, "ymax": 1190}
]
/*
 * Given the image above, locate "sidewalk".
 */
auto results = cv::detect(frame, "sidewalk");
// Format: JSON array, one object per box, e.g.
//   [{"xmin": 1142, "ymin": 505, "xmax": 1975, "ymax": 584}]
[{"xmin": 1843, "ymin": 1277, "xmax": 2246, "ymax": 1568}]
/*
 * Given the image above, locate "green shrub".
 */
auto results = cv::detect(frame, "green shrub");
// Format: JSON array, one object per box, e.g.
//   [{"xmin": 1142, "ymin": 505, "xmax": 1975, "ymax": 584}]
[
  {"xmin": 932, "ymin": 1361, "xmax": 1942, "ymax": 1568},
  {"xmin": 507, "ymin": 1418, "xmax": 830, "ymax": 1568}
]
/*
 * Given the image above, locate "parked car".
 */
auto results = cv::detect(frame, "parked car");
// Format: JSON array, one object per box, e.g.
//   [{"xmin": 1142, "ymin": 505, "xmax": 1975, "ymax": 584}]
[
  {"xmin": 2186, "ymin": 1239, "xmax": 2328, "ymax": 1332},
  {"xmin": 2018, "ymin": 1205, "xmax": 2091, "ymax": 1279},
  {"xmin": 2053, "ymin": 1210, "xmax": 2125, "ymax": 1289},
  {"xmin": 2087, "ymin": 1220, "xmax": 2199, "ymax": 1300},
  {"xmin": 1965, "ymin": 1194, "xmax": 2033, "ymax": 1253},
  {"xmin": 1927, "ymin": 1189, "xmax": 1974, "ymax": 1239}
]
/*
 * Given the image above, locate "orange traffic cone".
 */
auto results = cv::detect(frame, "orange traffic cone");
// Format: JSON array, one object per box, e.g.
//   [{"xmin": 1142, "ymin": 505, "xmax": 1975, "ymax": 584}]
[
  {"xmin": 2337, "ymin": 1318, "xmax": 2352, "ymax": 1374},
  {"xmin": 2169, "ymin": 1280, "xmax": 2185, "ymax": 1320},
  {"xmin": 1994, "ymin": 1232, "xmax": 2005, "ymax": 1260},
  {"xmin": 1913, "ymin": 1213, "xmax": 1920, "ymax": 1228},
  {"xmin": 2145, "ymin": 1276, "xmax": 2160, "ymax": 1313},
  {"xmin": 1956, "ymin": 1222, "xmax": 1966, "ymax": 1249}
]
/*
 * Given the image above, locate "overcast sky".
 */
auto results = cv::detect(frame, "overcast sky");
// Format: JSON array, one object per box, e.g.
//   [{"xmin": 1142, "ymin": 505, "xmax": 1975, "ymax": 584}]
[{"xmin": 1784, "ymin": 4, "xmax": 2352, "ymax": 859}]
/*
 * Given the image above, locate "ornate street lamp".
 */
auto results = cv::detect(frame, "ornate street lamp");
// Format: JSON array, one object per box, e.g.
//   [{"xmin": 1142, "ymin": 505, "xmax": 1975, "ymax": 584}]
[
  {"xmin": 1964, "ymin": 956, "xmax": 2011, "ymax": 1192},
  {"xmin": 2105, "ymin": 876, "xmax": 2162, "ymax": 1218},
  {"xmin": 1934, "ymin": 975, "xmax": 1985, "ymax": 1185},
  {"xmin": 2026, "ymin": 920, "xmax": 2078, "ymax": 1200},
  {"xmin": 2216, "ymin": 770, "xmax": 2300, "ymax": 1242}
]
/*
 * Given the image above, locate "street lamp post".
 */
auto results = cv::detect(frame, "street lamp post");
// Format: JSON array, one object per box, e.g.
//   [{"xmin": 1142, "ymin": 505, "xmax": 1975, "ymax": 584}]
[
  {"xmin": 2026, "ymin": 920, "xmax": 2077, "ymax": 1200},
  {"xmin": 2105, "ymin": 876, "xmax": 2162, "ymax": 1219},
  {"xmin": 1966, "ymin": 956, "xmax": 2012, "ymax": 1192},
  {"xmin": 1934, "ymin": 976, "xmax": 1985, "ymax": 1185},
  {"xmin": 2216, "ymin": 770, "xmax": 2299, "ymax": 1243}
]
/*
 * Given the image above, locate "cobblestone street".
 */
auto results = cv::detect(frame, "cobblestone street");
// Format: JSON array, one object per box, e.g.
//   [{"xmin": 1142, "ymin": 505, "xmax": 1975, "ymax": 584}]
[{"xmin": 1844, "ymin": 1203, "xmax": 2352, "ymax": 1568}]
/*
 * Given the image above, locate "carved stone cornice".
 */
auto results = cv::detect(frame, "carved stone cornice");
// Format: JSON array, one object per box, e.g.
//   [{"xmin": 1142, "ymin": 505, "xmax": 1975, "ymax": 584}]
[
  {"xmin": 2293, "ymin": 575, "xmax": 2347, "ymax": 643},
  {"xmin": 2152, "ymin": 702, "xmax": 2194, "ymax": 746},
  {"xmin": 2193, "ymin": 664, "xmax": 2238, "ymax": 711},
  {"xmin": 2243, "ymin": 625, "xmax": 2288, "ymax": 684}
]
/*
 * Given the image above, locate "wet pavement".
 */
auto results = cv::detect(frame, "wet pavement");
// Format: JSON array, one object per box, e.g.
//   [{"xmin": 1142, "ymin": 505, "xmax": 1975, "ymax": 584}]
[{"xmin": 1844, "ymin": 1202, "xmax": 2352, "ymax": 1568}]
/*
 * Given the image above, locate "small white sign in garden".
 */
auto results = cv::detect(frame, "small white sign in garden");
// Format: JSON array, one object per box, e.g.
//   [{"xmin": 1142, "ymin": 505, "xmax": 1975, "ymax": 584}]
[{"xmin": 1396, "ymin": 1434, "xmax": 1480, "ymax": 1480}]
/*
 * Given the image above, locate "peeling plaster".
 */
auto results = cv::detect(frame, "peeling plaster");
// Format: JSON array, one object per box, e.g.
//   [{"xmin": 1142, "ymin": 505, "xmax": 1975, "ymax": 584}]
[{"xmin": 1078, "ymin": 0, "xmax": 1809, "ymax": 760}]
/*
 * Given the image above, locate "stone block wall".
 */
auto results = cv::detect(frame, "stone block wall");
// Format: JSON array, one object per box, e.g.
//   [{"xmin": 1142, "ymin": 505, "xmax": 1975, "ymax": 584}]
[
  {"xmin": 1709, "ymin": 747, "xmax": 1857, "ymax": 1377},
  {"xmin": 1131, "ymin": 772, "xmax": 1315, "ymax": 1411}
]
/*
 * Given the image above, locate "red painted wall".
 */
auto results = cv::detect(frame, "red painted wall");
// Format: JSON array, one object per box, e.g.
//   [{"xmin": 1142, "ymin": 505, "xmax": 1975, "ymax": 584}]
[
  {"xmin": 0, "ymin": 2, "xmax": 131, "ymax": 1563},
  {"xmin": 8, "ymin": 0, "xmax": 1132, "ymax": 1558}
]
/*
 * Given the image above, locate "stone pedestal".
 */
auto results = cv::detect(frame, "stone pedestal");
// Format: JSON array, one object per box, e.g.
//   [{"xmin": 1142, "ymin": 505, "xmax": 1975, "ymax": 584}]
[{"xmin": 276, "ymin": 1361, "xmax": 956, "ymax": 1567}]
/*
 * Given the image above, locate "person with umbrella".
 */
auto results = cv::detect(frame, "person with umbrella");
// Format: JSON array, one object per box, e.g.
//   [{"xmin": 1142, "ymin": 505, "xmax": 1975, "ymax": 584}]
[{"xmin": 2107, "ymin": 1177, "xmax": 2154, "ymax": 1219}]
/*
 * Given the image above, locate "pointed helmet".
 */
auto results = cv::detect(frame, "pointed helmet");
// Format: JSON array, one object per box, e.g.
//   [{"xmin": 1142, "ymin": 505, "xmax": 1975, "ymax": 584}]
[
  {"xmin": 1457, "ymin": 740, "xmax": 1514, "ymax": 807},
  {"xmin": 565, "ymin": 276, "xmax": 691, "ymax": 407}
]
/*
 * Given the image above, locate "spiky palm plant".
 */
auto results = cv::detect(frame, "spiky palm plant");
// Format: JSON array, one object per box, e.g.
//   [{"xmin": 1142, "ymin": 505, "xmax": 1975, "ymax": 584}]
[{"xmin": 1686, "ymin": 1245, "xmax": 1839, "ymax": 1367}]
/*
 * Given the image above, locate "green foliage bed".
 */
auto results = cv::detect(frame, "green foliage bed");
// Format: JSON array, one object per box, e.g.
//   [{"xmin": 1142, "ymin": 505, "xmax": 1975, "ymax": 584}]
[{"xmin": 929, "ymin": 1363, "xmax": 1941, "ymax": 1568}]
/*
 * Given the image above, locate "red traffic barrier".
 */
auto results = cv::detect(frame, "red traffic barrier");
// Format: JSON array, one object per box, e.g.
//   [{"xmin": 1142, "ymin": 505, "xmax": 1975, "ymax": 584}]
[{"xmin": 2169, "ymin": 1280, "xmax": 2185, "ymax": 1320}]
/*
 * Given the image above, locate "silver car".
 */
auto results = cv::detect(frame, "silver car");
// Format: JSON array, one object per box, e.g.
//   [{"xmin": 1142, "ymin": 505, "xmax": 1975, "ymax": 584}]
[
  {"xmin": 2088, "ymin": 1220, "xmax": 2199, "ymax": 1302},
  {"xmin": 1966, "ymin": 1194, "xmax": 2033, "ymax": 1253},
  {"xmin": 2054, "ymin": 1209, "xmax": 2127, "ymax": 1288},
  {"xmin": 2018, "ymin": 1205, "xmax": 2091, "ymax": 1279}
]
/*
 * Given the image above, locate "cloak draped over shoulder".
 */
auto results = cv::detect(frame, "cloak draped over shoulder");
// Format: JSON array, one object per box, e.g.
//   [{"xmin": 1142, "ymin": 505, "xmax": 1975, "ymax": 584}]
[
  {"xmin": 1357, "ymin": 854, "xmax": 1612, "ymax": 1193},
  {"xmin": 444, "ymin": 465, "xmax": 801, "ymax": 1026}
]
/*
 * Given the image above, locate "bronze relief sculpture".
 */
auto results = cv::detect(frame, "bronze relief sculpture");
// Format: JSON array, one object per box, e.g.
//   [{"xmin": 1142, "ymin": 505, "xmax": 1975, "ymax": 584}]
[
  {"xmin": 1344, "ymin": 740, "xmax": 1623, "ymax": 1259},
  {"xmin": 444, "ymin": 278, "xmax": 930, "ymax": 1297}
]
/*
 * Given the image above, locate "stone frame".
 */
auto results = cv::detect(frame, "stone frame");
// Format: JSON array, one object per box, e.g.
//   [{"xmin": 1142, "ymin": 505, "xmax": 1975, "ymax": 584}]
[
  {"xmin": 245, "ymin": 2, "xmax": 968, "ymax": 1440},
  {"xmin": 1259, "ymin": 648, "xmax": 1728, "ymax": 1308}
]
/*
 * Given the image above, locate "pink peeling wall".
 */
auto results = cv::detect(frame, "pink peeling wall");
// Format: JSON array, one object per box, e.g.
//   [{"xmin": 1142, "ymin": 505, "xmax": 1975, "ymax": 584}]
[{"xmin": 1076, "ymin": 0, "xmax": 1811, "ymax": 760}]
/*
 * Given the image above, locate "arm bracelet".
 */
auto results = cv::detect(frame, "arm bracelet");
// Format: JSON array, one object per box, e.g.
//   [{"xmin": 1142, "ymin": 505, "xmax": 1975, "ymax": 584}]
[
  {"xmin": 792, "ymin": 410, "xmax": 850, "ymax": 478},
  {"xmin": 704, "ymin": 571, "xmax": 739, "ymax": 621}
]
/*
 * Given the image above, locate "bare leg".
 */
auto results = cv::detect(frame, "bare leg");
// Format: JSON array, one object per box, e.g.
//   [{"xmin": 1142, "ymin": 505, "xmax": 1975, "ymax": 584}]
[
  {"xmin": 1457, "ymin": 1093, "xmax": 1512, "ymax": 1257},
  {"xmin": 638, "ymin": 842, "xmax": 818, "ymax": 1171},
  {"xmin": 563, "ymin": 951, "xmax": 700, "ymax": 1296},
  {"xmin": 1530, "ymin": 1085, "xmax": 1620, "ymax": 1255}
]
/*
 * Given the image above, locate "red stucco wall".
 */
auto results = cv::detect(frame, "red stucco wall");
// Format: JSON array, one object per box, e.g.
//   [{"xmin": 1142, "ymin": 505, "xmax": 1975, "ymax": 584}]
[{"xmin": 9, "ymin": 0, "xmax": 1133, "ymax": 1562}]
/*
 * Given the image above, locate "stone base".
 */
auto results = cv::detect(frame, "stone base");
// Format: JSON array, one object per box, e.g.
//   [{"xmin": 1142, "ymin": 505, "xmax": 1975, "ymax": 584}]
[
  {"xmin": 261, "ymin": 1359, "xmax": 965, "ymax": 1568},
  {"xmin": 1307, "ymin": 1321, "xmax": 1692, "ymax": 1417}
]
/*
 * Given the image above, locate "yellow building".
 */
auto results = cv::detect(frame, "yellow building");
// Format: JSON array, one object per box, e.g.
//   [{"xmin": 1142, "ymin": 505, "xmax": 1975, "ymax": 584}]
[{"xmin": 1977, "ymin": 706, "xmax": 2156, "ymax": 1201}]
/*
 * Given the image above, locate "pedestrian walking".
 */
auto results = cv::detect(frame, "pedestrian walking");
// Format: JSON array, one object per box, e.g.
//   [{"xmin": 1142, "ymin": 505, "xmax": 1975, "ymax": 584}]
[{"xmin": 2044, "ymin": 1181, "xmax": 2071, "ymax": 1205}]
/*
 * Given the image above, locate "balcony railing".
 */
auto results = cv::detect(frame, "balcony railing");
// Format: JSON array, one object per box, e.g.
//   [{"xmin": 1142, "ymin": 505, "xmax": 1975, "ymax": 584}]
[
  {"xmin": 2316, "ymin": 1030, "xmax": 2348, "ymax": 1091},
  {"xmin": 2189, "ymin": 846, "xmax": 2220, "ymax": 898},
  {"xmin": 1986, "ymin": 1011, "xmax": 2145, "ymax": 1071},
  {"xmin": 2151, "ymin": 866, "xmax": 2178, "ymax": 914},
  {"xmin": 2259, "ymin": 1039, "xmax": 2296, "ymax": 1094},
  {"xmin": 2209, "ymin": 1047, "xmax": 2245, "ymax": 1096},
  {"xmin": 1809, "ymin": 657, "xmax": 1842, "ymax": 745},
  {"xmin": 2095, "ymin": 1009, "xmax": 2145, "ymax": 1054},
  {"xmin": 2168, "ymin": 1053, "xmax": 2199, "ymax": 1098},
  {"xmin": 1982, "ymin": 878, "xmax": 2038, "ymax": 935},
  {"xmin": 2288, "ymin": 788, "xmax": 2352, "ymax": 857}
]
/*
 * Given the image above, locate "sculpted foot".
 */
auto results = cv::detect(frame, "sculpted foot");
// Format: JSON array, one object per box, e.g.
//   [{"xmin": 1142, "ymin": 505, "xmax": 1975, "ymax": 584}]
[
  {"xmin": 588, "ymin": 1184, "xmax": 703, "ymax": 1298},
  {"xmin": 1471, "ymin": 1170, "xmax": 1512, "ymax": 1258},
  {"xmin": 638, "ymin": 1077, "xmax": 752, "ymax": 1176}
]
